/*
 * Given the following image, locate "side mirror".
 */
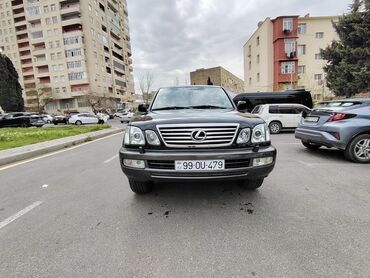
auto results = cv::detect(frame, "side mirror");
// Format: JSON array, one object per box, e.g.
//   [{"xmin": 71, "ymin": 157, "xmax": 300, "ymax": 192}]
[
  {"xmin": 138, "ymin": 103, "xmax": 149, "ymax": 113},
  {"xmin": 302, "ymin": 110, "xmax": 308, "ymax": 118},
  {"xmin": 237, "ymin": 101, "xmax": 247, "ymax": 111}
]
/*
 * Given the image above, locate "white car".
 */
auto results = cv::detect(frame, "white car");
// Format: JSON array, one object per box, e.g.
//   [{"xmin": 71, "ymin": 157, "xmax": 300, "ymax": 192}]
[
  {"xmin": 42, "ymin": 114, "xmax": 53, "ymax": 123},
  {"xmin": 252, "ymin": 103, "xmax": 311, "ymax": 134},
  {"xmin": 119, "ymin": 112, "xmax": 134, "ymax": 123},
  {"xmin": 68, "ymin": 113, "xmax": 105, "ymax": 125},
  {"xmin": 96, "ymin": 113, "xmax": 110, "ymax": 122}
]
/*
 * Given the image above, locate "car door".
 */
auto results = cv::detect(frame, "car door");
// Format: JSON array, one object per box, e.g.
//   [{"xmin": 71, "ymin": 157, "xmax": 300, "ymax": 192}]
[
  {"xmin": 86, "ymin": 114, "xmax": 98, "ymax": 124},
  {"xmin": 278, "ymin": 106, "xmax": 297, "ymax": 128},
  {"xmin": 294, "ymin": 106, "xmax": 310, "ymax": 127},
  {"xmin": 1, "ymin": 114, "xmax": 14, "ymax": 127}
]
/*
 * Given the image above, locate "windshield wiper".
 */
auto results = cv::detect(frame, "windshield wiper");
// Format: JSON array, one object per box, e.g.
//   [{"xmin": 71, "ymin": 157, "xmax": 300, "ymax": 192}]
[
  {"xmin": 152, "ymin": 106, "xmax": 190, "ymax": 111},
  {"xmin": 190, "ymin": 105, "xmax": 229, "ymax": 109}
]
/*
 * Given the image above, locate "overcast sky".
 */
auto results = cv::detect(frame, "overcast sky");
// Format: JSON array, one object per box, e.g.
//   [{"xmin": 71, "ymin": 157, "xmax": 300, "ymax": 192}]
[{"xmin": 127, "ymin": 0, "xmax": 351, "ymax": 92}]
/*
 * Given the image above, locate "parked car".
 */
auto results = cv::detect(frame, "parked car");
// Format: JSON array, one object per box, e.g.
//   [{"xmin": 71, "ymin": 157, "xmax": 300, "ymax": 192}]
[
  {"xmin": 68, "ymin": 113, "xmax": 105, "ymax": 125},
  {"xmin": 252, "ymin": 103, "xmax": 311, "ymax": 134},
  {"xmin": 0, "ymin": 112, "xmax": 45, "ymax": 128},
  {"xmin": 114, "ymin": 110, "xmax": 129, "ymax": 118},
  {"xmin": 295, "ymin": 99, "xmax": 370, "ymax": 163},
  {"xmin": 52, "ymin": 115, "xmax": 69, "ymax": 125},
  {"xmin": 120, "ymin": 112, "xmax": 134, "ymax": 123},
  {"xmin": 119, "ymin": 85, "xmax": 277, "ymax": 194},
  {"xmin": 96, "ymin": 112, "xmax": 110, "ymax": 122},
  {"xmin": 41, "ymin": 114, "xmax": 53, "ymax": 123}
]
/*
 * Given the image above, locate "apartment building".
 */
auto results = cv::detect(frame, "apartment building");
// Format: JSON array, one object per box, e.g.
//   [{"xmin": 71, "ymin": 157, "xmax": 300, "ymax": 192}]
[
  {"xmin": 244, "ymin": 14, "xmax": 338, "ymax": 100},
  {"xmin": 190, "ymin": 66, "xmax": 244, "ymax": 92},
  {"xmin": 0, "ymin": 0, "xmax": 134, "ymax": 113}
]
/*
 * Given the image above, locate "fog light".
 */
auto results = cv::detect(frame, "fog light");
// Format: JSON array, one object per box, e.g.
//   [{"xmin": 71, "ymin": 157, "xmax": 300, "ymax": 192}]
[
  {"xmin": 123, "ymin": 159, "xmax": 145, "ymax": 169},
  {"xmin": 253, "ymin": 156, "xmax": 273, "ymax": 166}
]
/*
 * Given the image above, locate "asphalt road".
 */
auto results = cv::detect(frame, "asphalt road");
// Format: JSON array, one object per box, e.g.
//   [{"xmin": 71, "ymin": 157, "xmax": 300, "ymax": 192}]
[{"xmin": 0, "ymin": 131, "xmax": 369, "ymax": 278}]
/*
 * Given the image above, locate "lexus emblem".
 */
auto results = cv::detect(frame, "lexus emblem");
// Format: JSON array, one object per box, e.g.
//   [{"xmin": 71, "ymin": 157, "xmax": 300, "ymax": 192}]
[{"xmin": 191, "ymin": 130, "xmax": 207, "ymax": 141}]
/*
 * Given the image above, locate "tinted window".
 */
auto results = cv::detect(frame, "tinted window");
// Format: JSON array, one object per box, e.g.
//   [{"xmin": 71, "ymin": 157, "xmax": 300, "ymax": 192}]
[
  {"xmin": 269, "ymin": 106, "xmax": 279, "ymax": 114},
  {"xmin": 279, "ymin": 107, "xmax": 297, "ymax": 114}
]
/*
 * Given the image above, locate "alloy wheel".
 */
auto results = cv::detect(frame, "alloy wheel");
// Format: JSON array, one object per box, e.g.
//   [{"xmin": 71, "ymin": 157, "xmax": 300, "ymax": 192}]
[{"xmin": 354, "ymin": 139, "xmax": 370, "ymax": 161}]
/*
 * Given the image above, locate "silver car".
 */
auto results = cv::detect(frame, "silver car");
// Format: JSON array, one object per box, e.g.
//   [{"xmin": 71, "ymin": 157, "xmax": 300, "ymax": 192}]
[{"xmin": 295, "ymin": 99, "xmax": 370, "ymax": 163}]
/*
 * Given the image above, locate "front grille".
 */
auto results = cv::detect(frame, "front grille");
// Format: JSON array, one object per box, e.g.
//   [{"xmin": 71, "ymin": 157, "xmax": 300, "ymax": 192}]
[
  {"xmin": 147, "ymin": 160, "xmax": 175, "ymax": 170},
  {"xmin": 147, "ymin": 159, "xmax": 250, "ymax": 170},
  {"xmin": 157, "ymin": 123, "xmax": 239, "ymax": 148},
  {"xmin": 225, "ymin": 159, "xmax": 250, "ymax": 169}
]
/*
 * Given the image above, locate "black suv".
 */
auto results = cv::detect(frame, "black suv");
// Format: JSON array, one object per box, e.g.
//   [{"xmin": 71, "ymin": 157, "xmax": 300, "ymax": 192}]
[
  {"xmin": 0, "ymin": 112, "xmax": 45, "ymax": 128},
  {"xmin": 119, "ymin": 86, "xmax": 277, "ymax": 194}
]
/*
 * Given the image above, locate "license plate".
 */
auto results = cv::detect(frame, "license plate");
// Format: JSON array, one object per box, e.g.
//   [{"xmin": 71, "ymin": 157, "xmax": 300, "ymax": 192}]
[
  {"xmin": 175, "ymin": 160, "xmax": 225, "ymax": 171},
  {"xmin": 305, "ymin": 116, "xmax": 319, "ymax": 123}
]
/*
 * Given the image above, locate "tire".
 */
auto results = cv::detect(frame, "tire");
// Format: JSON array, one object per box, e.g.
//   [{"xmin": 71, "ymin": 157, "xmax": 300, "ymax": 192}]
[
  {"xmin": 239, "ymin": 178, "xmax": 264, "ymax": 190},
  {"xmin": 75, "ymin": 120, "xmax": 82, "ymax": 126},
  {"xmin": 53, "ymin": 122, "xmax": 58, "ymax": 125},
  {"xmin": 98, "ymin": 120, "xmax": 104, "ymax": 124},
  {"xmin": 302, "ymin": 141, "xmax": 321, "ymax": 150},
  {"xmin": 128, "ymin": 179, "xmax": 153, "ymax": 194},
  {"xmin": 345, "ymin": 134, "xmax": 370, "ymax": 163},
  {"xmin": 269, "ymin": 121, "xmax": 282, "ymax": 134}
]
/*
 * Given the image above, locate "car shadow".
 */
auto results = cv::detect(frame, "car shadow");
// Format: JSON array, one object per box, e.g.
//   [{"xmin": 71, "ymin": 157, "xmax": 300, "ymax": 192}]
[
  {"xmin": 301, "ymin": 147, "xmax": 347, "ymax": 162},
  {"xmin": 132, "ymin": 180, "xmax": 267, "ymax": 216}
]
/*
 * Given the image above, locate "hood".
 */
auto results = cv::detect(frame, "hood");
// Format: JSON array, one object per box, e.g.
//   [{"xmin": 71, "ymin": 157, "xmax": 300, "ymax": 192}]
[{"xmin": 130, "ymin": 109, "xmax": 264, "ymax": 129}]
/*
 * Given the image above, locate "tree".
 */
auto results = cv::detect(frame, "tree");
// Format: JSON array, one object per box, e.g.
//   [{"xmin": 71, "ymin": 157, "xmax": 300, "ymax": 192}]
[
  {"xmin": 321, "ymin": 0, "xmax": 370, "ymax": 97},
  {"xmin": 36, "ymin": 84, "xmax": 53, "ymax": 113},
  {"xmin": 139, "ymin": 72, "xmax": 154, "ymax": 104},
  {"xmin": 0, "ymin": 53, "xmax": 24, "ymax": 112},
  {"xmin": 86, "ymin": 92, "xmax": 115, "ymax": 114}
]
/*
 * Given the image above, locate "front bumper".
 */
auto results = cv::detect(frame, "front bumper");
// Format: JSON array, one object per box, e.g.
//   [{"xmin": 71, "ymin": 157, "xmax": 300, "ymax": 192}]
[{"xmin": 119, "ymin": 146, "xmax": 277, "ymax": 182}]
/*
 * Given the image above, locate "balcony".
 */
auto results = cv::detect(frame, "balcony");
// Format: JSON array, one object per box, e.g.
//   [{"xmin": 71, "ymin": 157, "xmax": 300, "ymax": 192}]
[
  {"xmin": 14, "ymin": 18, "xmax": 26, "ymax": 27},
  {"xmin": 61, "ymin": 17, "xmax": 82, "ymax": 27},
  {"xmin": 62, "ymin": 24, "xmax": 82, "ymax": 34},
  {"xmin": 24, "ymin": 79, "xmax": 36, "ymax": 85},
  {"xmin": 13, "ymin": 9, "xmax": 25, "ymax": 19},
  {"xmin": 18, "ymin": 44, "xmax": 30, "ymax": 52},
  {"xmin": 11, "ymin": 0, "xmax": 23, "ymax": 10},
  {"xmin": 21, "ymin": 58, "xmax": 32, "ymax": 65},
  {"xmin": 60, "ymin": 3, "xmax": 80, "ymax": 15},
  {"xmin": 39, "ymin": 77, "xmax": 51, "ymax": 84}
]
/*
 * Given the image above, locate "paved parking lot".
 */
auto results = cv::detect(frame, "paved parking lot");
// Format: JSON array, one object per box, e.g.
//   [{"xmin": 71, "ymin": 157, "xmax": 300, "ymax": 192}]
[{"xmin": 0, "ymin": 132, "xmax": 369, "ymax": 277}]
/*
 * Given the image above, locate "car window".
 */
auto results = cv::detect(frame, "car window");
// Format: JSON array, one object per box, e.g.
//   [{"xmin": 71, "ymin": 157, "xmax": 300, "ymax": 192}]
[
  {"xmin": 278, "ymin": 107, "xmax": 297, "ymax": 114},
  {"xmin": 252, "ymin": 105, "xmax": 261, "ymax": 114},
  {"xmin": 269, "ymin": 105, "xmax": 279, "ymax": 114}
]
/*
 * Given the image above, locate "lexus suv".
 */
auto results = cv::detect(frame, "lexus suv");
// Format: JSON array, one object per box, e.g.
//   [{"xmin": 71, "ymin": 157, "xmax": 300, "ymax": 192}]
[
  {"xmin": 119, "ymin": 86, "xmax": 276, "ymax": 194},
  {"xmin": 295, "ymin": 99, "xmax": 370, "ymax": 163}
]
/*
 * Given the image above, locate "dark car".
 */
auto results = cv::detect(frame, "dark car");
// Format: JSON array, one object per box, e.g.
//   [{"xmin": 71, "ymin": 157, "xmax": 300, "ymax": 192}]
[
  {"xmin": 295, "ymin": 98, "xmax": 370, "ymax": 163},
  {"xmin": 0, "ymin": 112, "xmax": 45, "ymax": 128},
  {"xmin": 119, "ymin": 86, "xmax": 277, "ymax": 194},
  {"xmin": 52, "ymin": 115, "xmax": 69, "ymax": 125}
]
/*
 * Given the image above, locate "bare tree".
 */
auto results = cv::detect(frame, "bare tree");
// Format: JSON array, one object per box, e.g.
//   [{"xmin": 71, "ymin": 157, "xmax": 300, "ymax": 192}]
[
  {"xmin": 139, "ymin": 71, "xmax": 154, "ymax": 104},
  {"xmin": 36, "ymin": 84, "xmax": 53, "ymax": 113},
  {"xmin": 86, "ymin": 92, "xmax": 115, "ymax": 114}
]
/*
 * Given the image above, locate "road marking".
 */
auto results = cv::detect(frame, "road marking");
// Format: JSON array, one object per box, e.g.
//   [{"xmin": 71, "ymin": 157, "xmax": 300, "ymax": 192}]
[
  {"xmin": 0, "ymin": 201, "xmax": 43, "ymax": 230},
  {"xmin": 103, "ymin": 154, "xmax": 119, "ymax": 164},
  {"xmin": 42, "ymin": 184, "xmax": 48, "ymax": 188},
  {"xmin": 0, "ymin": 132, "xmax": 123, "ymax": 171}
]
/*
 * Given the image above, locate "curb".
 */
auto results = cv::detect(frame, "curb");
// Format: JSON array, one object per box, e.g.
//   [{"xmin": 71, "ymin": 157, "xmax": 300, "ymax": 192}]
[{"xmin": 0, "ymin": 127, "xmax": 124, "ymax": 167}]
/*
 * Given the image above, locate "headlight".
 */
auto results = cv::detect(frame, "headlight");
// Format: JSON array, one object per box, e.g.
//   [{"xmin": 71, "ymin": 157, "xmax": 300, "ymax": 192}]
[
  {"xmin": 124, "ymin": 126, "xmax": 145, "ymax": 146},
  {"xmin": 251, "ymin": 124, "xmax": 270, "ymax": 143},
  {"xmin": 145, "ymin": 130, "xmax": 160, "ymax": 145},
  {"xmin": 236, "ymin": 128, "xmax": 251, "ymax": 144}
]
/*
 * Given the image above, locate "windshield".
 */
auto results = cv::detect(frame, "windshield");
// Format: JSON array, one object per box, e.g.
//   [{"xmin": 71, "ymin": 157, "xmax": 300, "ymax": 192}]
[{"xmin": 151, "ymin": 87, "xmax": 234, "ymax": 111}]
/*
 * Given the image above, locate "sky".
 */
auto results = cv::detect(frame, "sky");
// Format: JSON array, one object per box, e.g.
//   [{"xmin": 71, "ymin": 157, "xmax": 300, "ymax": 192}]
[{"xmin": 127, "ymin": 0, "xmax": 351, "ymax": 92}]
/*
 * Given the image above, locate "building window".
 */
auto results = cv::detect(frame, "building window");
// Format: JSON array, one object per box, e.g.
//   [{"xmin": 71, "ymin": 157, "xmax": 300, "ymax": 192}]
[
  {"xmin": 48, "ymin": 42, "xmax": 54, "ymax": 49},
  {"xmin": 257, "ymin": 73, "xmax": 260, "ymax": 82},
  {"xmin": 62, "ymin": 87, "xmax": 67, "ymax": 93},
  {"xmin": 249, "ymin": 61, "xmax": 252, "ymax": 70},
  {"xmin": 248, "ymin": 45, "xmax": 251, "ymax": 56},
  {"xmin": 63, "ymin": 36, "xmax": 81, "ymax": 45},
  {"xmin": 65, "ymin": 48, "xmax": 83, "ymax": 57},
  {"xmin": 315, "ymin": 32, "xmax": 324, "ymax": 39},
  {"xmin": 256, "ymin": 36, "xmax": 260, "ymax": 46},
  {"xmin": 52, "ymin": 16, "xmax": 58, "ymax": 24},
  {"xmin": 298, "ymin": 65, "xmax": 305, "ymax": 74},
  {"xmin": 55, "ymin": 40, "xmax": 60, "ymax": 48},
  {"xmin": 281, "ymin": 61, "xmax": 295, "ymax": 74},
  {"xmin": 67, "ymin": 60, "xmax": 83, "ymax": 69},
  {"xmin": 284, "ymin": 39, "xmax": 296, "ymax": 55},
  {"xmin": 43, "ymin": 5, "xmax": 49, "ymax": 13},
  {"xmin": 249, "ymin": 77, "xmax": 252, "ymax": 85},
  {"xmin": 298, "ymin": 23, "xmax": 306, "ymax": 34},
  {"xmin": 30, "ymin": 31, "xmax": 43, "ymax": 39},
  {"xmin": 297, "ymin": 45, "xmax": 306, "ymax": 55},
  {"xmin": 283, "ymin": 18, "xmax": 293, "ymax": 32},
  {"xmin": 314, "ymin": 74, "xmax": 322, "ymax": 80},
  {"xmin": 50, "ymin": 53, "xmax": 56, "ymax": 60},
  {"xmin": 26, "ymin": 7, "xmax": 40, "ymax": 17},
  {"xmin": 45, "ymin": 18, "xmax": 51, "ymax": 25},
  {"xmin": 55, "ymin": 88, "xmax": 60, "ymax": 93},
  {"xmin": 50, "ymin": 4, "xmax": 56, "ymax": 11},
  {"xmin": 257, "ymin": 54, "xmax": 260, "ymax": 63},
  {"xmin": 52, "ymin": 65, "xmax": 58, "ymax": 71},
  {"xmin": 57, "ymin": 52, "xmax": 62, "ymax": 59},
  {"xmin": 315, "ymin": 53, "xmax": 322, "ymax": 60},
  {"xmin": 68, "ymin": 72, "xmax": 87, "ymax": 81}
]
